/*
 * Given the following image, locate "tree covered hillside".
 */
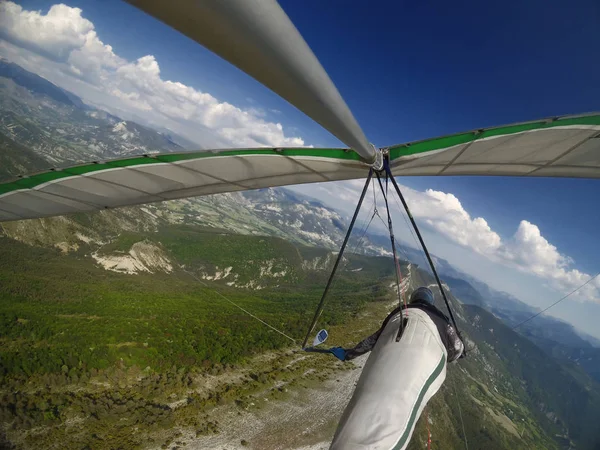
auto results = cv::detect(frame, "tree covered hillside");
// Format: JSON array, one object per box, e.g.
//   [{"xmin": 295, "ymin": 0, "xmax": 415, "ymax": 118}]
[{"xmin": 2, "ymin": 219, "xmax": 600, "ymax": 449}]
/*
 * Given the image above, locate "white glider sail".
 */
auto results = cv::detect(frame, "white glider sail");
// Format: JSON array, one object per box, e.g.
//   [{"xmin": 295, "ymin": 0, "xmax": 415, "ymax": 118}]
[
  {"xmin": 1, "ymin": 113, "xmax": 598, "ymax": 222},
  {"xmin": 0, "ymin": 148, "xmax": 364, "ymax": 221},
  {"xmin": 386, "ymin": 113, "xmax": 600, "ymax": 178},
  {"xmin": 1, "ymin": 2, "xmax": 598, "ymax": 222}
]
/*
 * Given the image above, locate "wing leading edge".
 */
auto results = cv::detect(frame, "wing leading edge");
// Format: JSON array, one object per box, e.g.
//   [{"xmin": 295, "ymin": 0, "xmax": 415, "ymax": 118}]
[
  {"xmin": 387, "ymin": 113, "xmax": 600, "ymax": 178},
  {"xmin": 1, "ymin": 113, "xmax": 598, "ymax": 222},
  {"xmin": 0, "ymin": 148, "xmax": 365, "ymax": 222}
]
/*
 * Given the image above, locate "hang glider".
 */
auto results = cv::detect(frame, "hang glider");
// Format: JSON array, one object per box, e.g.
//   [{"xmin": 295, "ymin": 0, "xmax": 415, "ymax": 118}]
[
  {"xmin": 0, "ymin": 113, "xmax": 599, "ymax": 222},
  {"xmin": 1, "ymin": 0, "xmax": 598, "ymax": 223}
]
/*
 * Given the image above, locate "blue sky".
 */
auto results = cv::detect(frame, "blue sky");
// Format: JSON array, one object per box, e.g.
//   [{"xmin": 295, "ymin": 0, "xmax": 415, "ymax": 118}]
[
  {"xmin": 279, "ymin": 0, "xmax": 600, "ymax": 146},
  {"xmin": 1, "ymin": 0, "xmax": 599, "ymax": 337}
]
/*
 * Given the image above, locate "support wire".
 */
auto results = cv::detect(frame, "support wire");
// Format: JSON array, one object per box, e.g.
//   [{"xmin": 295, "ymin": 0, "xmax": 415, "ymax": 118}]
[
  {"xmin": 512, "ymin": 270, "xmax": 600, "ymax": 330},
  {"xmin": 454, "ymin": 381, "xmax": 469, "ymax": 450},
  {"xmin": 181, "ymin": 267, "xmax": 297, "ymax": 343},
  {"xmin": 375, "ymin": 171, "xmax": 407, "ymax": 316},
  {"xmin": 383, "ymin": 158, "xmax": 463, "ymax": 340},
  {"xmin": 301, "ymin": 169, "xmax": 373, "ymax": 348}
]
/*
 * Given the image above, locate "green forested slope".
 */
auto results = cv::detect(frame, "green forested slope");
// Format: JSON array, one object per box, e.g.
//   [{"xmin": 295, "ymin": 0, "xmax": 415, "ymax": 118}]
[
  {"xmin": 0, "ymin": 229, "xmax": 395, "ymax": 378},
  {"xmin": 461, "ymin": 304, "xmax": 600, "ymax": 449},
  {"xmin": 1, "ymin": 225, "xmax": 599, "ymax": 449}
]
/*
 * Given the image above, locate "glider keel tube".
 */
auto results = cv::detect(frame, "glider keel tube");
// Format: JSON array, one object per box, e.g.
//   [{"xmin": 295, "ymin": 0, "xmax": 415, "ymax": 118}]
[{"xmin": 127, "ymin": 0, "xmax": 376, "ymax": 163}]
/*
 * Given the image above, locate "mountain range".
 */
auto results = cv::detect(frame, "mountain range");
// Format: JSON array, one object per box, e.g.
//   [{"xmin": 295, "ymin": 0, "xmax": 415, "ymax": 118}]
[
  {"xmin": 0, "ymin": 58, "xmax": 193, "ymax": 175},
  {"xmin": 2, "ymin": 58, "xmax": 600, "ymax": 449},
  {"xmin": 2, "ymin": 56, "xmax": 598, "ymax": 387}
]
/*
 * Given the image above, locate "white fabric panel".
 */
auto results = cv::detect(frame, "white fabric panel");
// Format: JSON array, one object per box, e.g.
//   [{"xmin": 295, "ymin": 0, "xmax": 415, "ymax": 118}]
[
  {"xmin": 510, "ymin": 129, "xmax": 595, "ymax": 163},
  {"xmin": 0, "ymin": 155, "xmax": 368, "ymax": 222},
  {"xmin": 331, "ymin": 308, "xmax": 447, "ymax": 450},
  {"xmin": 480, "ymin": 129, "xmax": 594, "ymax": 164},
  {"xmin": 0, "ymin": 208, "xmax": 22, "ymax": 221},
  {"xmin": 553, "ymin": 137, "xmax": 600, "ymax": 166},
  {"xmin": 42, "ymin": 177, "xmax": 163, "ymax": 206},
  {"xmin": 286, "ymin": 157, "xmax": 365, "ymax": 180},
  {"xmin": 0, "ymin": 192, "xmax": 60, "ymax": 219},
  {"xmin": 395, "ymin": 144, "xmax": 469, "ymax": 169},
  {"xmin": 449, "ymin": 130, "xmax": 598, "ymax": 166},
  {"xmin": 180, "ymin": 155, "xmax": 312, "ymax": 185},
  {"xmin": 95, "ymin": 163, "xmax": 222, "ymax": 194},
  {"xmin": 0, "ymin": 190, "xmax": 96, "ymax": 218},
  {"xmin": 450, "ymin": 134, "xmax": 517, "ymax": 164},
  {"xmin": 158, "ymin": 182, "xmax": 249, "ymax": 200},
  {"xmin": 440, "ymin": 163, "xmax": 538, "ymax": 176},
  {"xmin": 387, "ymin": 126, "xmax": 600, "ymax": 178},
  {"xmin": 393, "ymin": 165, "xmax": 447, "ymax": 176}
]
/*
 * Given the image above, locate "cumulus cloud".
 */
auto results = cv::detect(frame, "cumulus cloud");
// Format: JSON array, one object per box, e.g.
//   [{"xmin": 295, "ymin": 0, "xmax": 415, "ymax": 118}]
[
  {"xmin": 502, "ymin": 221, "xmax": 570, "ymax": 277},
  {"xmin": 501, "ymin": 221, "xmax": 598, "ymax": 300},
  {"xmin": 0, "ymin": 3, "xmax": 93, "ymax": 62},
  {"xmin": 403, "ymin": 187, "xmax": 598, "ymax": 302},
  {"xmin": 316, "ymin": 180, "xmax": 599, "ymax": 304},
  {"xmin": 403, "ymin": 188, "xmax": 502, "ymax": 255},
  {"xmin": 0, "ymin": 1, "xmax": 306, "ymax": 148}
]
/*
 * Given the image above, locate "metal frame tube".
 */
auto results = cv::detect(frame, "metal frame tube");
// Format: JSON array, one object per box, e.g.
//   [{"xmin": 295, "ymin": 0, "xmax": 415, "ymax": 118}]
[{"xmin": 128, "ymin": 0, "xmax": 376, "ymax": 163}]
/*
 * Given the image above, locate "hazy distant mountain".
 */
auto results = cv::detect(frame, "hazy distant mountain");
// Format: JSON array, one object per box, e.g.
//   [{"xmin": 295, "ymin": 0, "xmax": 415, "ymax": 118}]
[
  {"xmin": 0, "ymin": 58, "xmax": 79, "ymax": 107},
  {"xmin": 434, "ymin": 254, "xmax": 600, "ymax": 384},
  {"xmin": 0, "ymin": 60, "xmax": 190, "ymax": 174}
]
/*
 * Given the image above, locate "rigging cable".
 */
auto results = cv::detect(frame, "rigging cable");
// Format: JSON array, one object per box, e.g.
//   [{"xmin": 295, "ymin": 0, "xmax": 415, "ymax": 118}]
[
  {"xmin": 372, "ymin": 178, "xmax": 415, "ymax": 264},
  {"xmin": 301, "ymin": 169, "xmax": 374, "ymax": 349},
  {"xmin": 322, "ymin": 195, "xmax": 377, "ymax": 312},
  {"xmin": 370, "ymin": 177, "xmax": 391, "ymax": 233},
  {"xmin": 348, "ymin": 197, "xmax": 377, "ymax": 256},
  {"xmin": 316, "ymin": 181, "xmax": 381, "ymax": 324},
  {"xmin": 350, "ymin": 209, "xmax": 377, "ymax": 254},
  {"xmin": 512, "ymin": 270, "xmax": 600, "ymax": 330},
  {"xmin": 383, "ymin": 157, "xmax": 462, "ymax": 339},
  {"xmin": 180, "ymin": 267, "xmax": 297, "ymax": 344},
  {"xmin": 453, "ymin": 380, "xmax": 469, "ymax": 450},
  {"xmin": 391, "ymin": 189, "xmax": 426, "ymax": 263},
  {"xmin": 375, "ymin": 171, "xmax": 408, "ymax": 339},
  {"xmin": 376, "ymin": 171, "xmax": 408, "ymax": 311}
]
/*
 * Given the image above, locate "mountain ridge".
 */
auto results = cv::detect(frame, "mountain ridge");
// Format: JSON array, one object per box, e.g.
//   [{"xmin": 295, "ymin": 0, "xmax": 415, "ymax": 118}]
[
  {"xmin": 2, "ymin": 58, "xmax": 599, "ymax": 449},
  {"xmin": 0, "ymin": 58, "xmax": 81, "ymax": 107},
  {"xmin": 0, "ymin": 59, "xmax": 193, "ymax": 173}
]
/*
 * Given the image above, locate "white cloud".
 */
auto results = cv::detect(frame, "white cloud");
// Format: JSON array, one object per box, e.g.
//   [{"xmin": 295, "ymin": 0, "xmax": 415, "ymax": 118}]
[
  {"xmin": 0, "ymin": 3, "xmax": 93, "ymax": 61},
  {"xmin": 402, "ymin": 188, "xmax": 502, "ymax": 255},
  {"xmin": 303, "ymin": 179, "xmax": 599, "ymax": 304},
  {"xmin": 0, "ymin": 2, "xmax": 307, "ymax": 149},
  {"xmin": 404, "ymin": 187, "xmax": 598, "ymax": 303},
  {"xmin": 500, "ymin": 221, "xmax": 599, "ymax": 301},
  {"xmin": 502, "ymin": 221, "xmax": 569, "ymax": 277}
]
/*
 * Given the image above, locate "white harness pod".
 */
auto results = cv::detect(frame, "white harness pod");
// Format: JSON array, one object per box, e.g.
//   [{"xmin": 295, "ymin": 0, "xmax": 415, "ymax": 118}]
[{"xmin": 331, "ymin": 308, "xmax": 447, "ymax": 450}]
